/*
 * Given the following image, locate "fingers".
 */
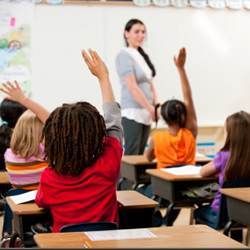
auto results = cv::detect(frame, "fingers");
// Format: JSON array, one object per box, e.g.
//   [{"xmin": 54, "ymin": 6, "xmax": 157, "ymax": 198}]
[
  {"xmin": 81, "ymin": 50, "xmax": 92, "ymax": 67},
  {"xmin": 0, "ymin": 86, "xmax": 9, "ymax": 95}
]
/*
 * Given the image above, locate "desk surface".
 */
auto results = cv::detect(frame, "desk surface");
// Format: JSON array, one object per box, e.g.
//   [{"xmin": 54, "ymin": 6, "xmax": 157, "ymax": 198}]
[
  {"xmin": 122, "ymin": 155, "xmax": 157, "ymax": 166},
  {"xmin": 146, "ymin": 168, "xmax": 215, "ymax": 182},
  {"xmin": 6, "ymin": 197, "xmax": 45, "ymax": 215},
  {"xmin": 34, "ymin": 225, "xmax": 246, "ymax": 248},
  {"xmin": 122, "ymin": 155, "xmax": 211, "ymax": 166},
  {"xmin": 7, "ymin": 190, "xmax": 157, "ymax": 215},
  {"xmin": 117, "ymin": 190, "xmax": 157, "ymax": 209},
  {"xmin": 0, "ymin": 171, "xmax": 9, "ymax": 184},
  {"xmin": 221, "ymin": 187, "xmax": 250, "ymax": 203}
]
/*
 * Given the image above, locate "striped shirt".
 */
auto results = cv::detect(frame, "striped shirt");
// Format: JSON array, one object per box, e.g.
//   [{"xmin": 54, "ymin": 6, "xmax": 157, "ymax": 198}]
[{"xmin": 5, "ymin": 144, "xmax": 48, "ymax": 190}]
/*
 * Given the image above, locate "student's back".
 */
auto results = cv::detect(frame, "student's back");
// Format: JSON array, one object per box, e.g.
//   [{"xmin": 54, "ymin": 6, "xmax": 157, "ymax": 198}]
[
  {"xmin": 4, "ymin": 110, "xmax": 47, "ymax": 190},
  {"xmin": 145, "ymin": 48, "xmax": 197, "ymax": 168},
  {"xmin": 152, "ymin": 128, "xmax": 195, "ymax": 168},
  {"xmin": 37, "ymin": 135, "xmax": 122, "ymax": 232},
  {"xmin": 195, "ymin": 111, "xmax": 250, "ymax": 229}
]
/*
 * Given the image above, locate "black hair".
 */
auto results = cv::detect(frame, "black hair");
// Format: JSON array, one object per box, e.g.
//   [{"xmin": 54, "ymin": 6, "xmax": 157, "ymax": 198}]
[
  {"xmin": 0, "ymin": 99, "xmax": 26, "ymax": 170},
  {"xmin": 124, "ymin": 18, "xmax": 156, "ymax": 77},
  {"xmin": 43, "ymin": 101, "xmax": 106, "ymax": 176},
  {"xmin": 161, "ymin": 99, "xmax": 187, "ymax": 127}
]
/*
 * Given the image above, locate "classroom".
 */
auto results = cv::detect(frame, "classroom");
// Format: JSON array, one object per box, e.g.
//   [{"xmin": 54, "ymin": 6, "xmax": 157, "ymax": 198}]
[{"xmin": 0, "ymin": 0, "xmax": 250, "ymax": 248}]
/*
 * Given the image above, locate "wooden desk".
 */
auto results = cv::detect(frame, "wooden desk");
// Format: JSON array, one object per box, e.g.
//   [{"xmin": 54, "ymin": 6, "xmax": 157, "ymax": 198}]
[
  {"xmin": 146, "ymin": 169, "xmax": 216, "ymax": 225},
  {"xmin": 0, "ymin": 171, "xmax": 9, "ymax": 185},
  {"xmin": 117, "ymin": 190, "xmax": 158, "ymax": 229},
  {"xmin": 117, "ymin": 190, "xmax": 157, "ymax": 209},
  {"xmin": 6, "ymin": 197, "xmax": 46, "ymax": 237},
  {"xmin": 120, "ymin": 155, "xmax": 211, "ymax": 190},
  {"xmin": 221, "ymin": 188, "xmax": 250, "ymax": 227},
  {"xmin": 34, "ymin": 225, "xmax": 246, "ymax": 248},
  {"xmin": 120, "ymin": 155, "xmax": 156, "ymax": 189},
  {"xmin": 7, "ymin": 190, "xmax": 158, "ymax": 235}
]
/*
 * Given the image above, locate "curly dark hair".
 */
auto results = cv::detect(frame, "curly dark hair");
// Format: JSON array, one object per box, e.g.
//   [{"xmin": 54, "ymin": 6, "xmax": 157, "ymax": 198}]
[{"xmin": 43, "ymin": 101, "xmax": 106, "ymax": 176}]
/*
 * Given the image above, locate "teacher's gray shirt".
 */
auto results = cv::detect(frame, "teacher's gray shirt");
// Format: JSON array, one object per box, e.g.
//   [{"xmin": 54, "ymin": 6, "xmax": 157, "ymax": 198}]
[{"xmin": 115, "ymin": 50, "xmax": 153, "ymax": 109}]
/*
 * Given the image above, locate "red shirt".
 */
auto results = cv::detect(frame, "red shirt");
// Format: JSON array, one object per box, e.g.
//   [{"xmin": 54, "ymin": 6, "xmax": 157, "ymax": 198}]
[{"xmin": 35, "ymin": 136, "xmax": 122, "ymax": 232}]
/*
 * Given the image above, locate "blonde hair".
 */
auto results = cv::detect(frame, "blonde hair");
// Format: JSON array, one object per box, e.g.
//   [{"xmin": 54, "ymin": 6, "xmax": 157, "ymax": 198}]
[{"xmin": 10, "ymin": 110, "xmax": 43, "ymax": 158}]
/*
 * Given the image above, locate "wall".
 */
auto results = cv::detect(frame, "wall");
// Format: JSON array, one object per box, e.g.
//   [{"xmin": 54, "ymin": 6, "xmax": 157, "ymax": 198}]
[{"xmin": 30, "ymin": 4, "xmax": 250, "ymax": 127}]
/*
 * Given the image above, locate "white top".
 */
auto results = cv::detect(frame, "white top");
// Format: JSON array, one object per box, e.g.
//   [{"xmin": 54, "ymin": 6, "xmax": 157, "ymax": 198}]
[{"xmin": 121, "ymin": 47, "xmax": 153, "ymax": 125}]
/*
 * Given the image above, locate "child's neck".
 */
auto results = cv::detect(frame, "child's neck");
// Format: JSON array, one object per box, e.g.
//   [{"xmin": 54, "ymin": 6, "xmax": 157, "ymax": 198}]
[{"xmin": 167, "ymin": 124, "xmax": 181, "ymax": 136}]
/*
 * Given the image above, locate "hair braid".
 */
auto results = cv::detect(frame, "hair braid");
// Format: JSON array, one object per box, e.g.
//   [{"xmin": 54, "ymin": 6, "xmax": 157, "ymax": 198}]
[{"xmin": 43, "ymin": 102, "xmax": 106, "ymax": 176}]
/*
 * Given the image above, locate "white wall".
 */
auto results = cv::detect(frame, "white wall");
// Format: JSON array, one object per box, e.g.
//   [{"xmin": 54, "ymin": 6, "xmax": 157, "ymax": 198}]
[{"xmin": 31, "ymin": 4, "xmax": 250, "ymax": 126}]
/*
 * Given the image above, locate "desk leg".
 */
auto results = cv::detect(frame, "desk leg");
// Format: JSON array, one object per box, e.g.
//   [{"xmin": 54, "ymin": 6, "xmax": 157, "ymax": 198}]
[
  {"xmin": 246, "ymin": 227, "xmax": 250, "ymax": 246},
  {"xmin": 13, "ymin": 214, "xmax": 23, "ymax": 239}
]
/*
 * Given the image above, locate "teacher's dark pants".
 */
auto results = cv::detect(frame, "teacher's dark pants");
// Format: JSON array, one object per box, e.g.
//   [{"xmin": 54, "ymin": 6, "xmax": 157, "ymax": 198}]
[{"xmin": 122, "ymin": 117, "xmax": 151, "ymax": 155}]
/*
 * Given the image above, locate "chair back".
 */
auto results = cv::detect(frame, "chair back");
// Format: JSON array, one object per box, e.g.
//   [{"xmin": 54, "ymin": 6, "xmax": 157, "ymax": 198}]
[{"xmin": 60, "ymin": 222, "xmax": 118, "ymax": 232}]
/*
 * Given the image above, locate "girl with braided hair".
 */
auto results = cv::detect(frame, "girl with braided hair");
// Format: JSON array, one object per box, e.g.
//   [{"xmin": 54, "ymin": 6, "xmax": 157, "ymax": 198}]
[
  {"xmin": 145, "ymin": 47, "xmax": 197, "ymax": 169},
  {"xmin": 1, "ymin": 50, "xmax": 123, "ymax": 232}
]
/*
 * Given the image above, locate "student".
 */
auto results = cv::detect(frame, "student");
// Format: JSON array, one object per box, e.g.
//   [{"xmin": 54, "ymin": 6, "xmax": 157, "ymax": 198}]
[
  {"xmin": 0, "ymin": 83, "xmax": 49, "ymax": 238},
  {"xmin": 194, "ymin": 111, "xmax": 250, "ymax": 229},
  {"xmin": 145, "ymin": 47, "xmax": 197, "ymax": 169},
  {"xmin": 5, "ymin": 110, "xmax": 47, "ymax": 190},
  {"xmin": 1, "ymin": 50, "xmax": 123, "ymax": 232},
  {"xmin": 0, "ymin": 99, "xmax": 26, "ymax": 170}
]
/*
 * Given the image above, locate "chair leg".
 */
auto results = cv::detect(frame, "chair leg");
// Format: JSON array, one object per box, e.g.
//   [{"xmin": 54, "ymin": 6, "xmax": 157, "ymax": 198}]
[
  {"xmin": 132, "ymin": 183, "xmax": 139, "ymax": 190},
  {"xmin": 117, "ymin": 177, "xmax": 125, "ymax": 190},
  {"xmin": 163, "ymin": 203, "xmax": 180, "ymax": 226},
  {"xmin": 223, "ymin": 220, "xmax": 233, "ymax": 236}
]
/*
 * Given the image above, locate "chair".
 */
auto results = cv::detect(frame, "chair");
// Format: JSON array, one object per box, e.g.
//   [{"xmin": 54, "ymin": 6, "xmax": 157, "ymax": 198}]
[
  {"xmin": 195, "ymin": 179, "xmax": 250, "ymax": 242},
  {"xmin": 60, "ymin": 222, "xmax": 118, "ymax": 232}
]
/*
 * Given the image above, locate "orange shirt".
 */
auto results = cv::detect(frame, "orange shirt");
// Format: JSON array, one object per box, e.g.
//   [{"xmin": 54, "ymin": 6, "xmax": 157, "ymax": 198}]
[{"xmin": 152, "ymin": 128, "xmax": 196, "ymax": 169}]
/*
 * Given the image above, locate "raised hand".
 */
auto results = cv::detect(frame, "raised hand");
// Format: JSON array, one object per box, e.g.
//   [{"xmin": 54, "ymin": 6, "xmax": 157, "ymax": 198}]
[
  {"xmin": 174, "ymin": 47, "xmax": 186, "ymax": 69},
  {"xmin": 0, "ymin": 81, "xmax": 26, "ymax": 103},
  {"xmin": 81, "ymin": 49, "xmax": 108, "ymax": 81}
]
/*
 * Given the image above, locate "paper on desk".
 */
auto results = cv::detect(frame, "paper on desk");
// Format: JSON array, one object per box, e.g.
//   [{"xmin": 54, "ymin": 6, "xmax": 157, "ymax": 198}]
[
  {"xmin": 85, "ymin": 228, "xmax": 157, "ymax": 241},
  {"xmin": 161, "ymin": 165, "xmax": 202, "ymax": 175},
  {"xmin": 10, "ymin": 190, "xmax": 37, "ymax": 205}
]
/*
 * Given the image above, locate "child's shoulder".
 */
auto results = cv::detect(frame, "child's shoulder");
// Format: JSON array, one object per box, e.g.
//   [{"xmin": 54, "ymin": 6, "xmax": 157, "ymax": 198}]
[
  {"xmin": 4, "ymin": 148, "xmax": 16, "ymax": 161},
  {"xmin": 104, "ymin": 136, "xmax": 122, "ymax": 150}
]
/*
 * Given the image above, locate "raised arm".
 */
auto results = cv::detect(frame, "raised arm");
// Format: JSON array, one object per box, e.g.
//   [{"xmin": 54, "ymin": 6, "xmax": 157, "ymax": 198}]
[
  {"xmin": 0, "ymin": 81, "xmax": 49, "ymax": 123},
  {"xmin": 174, "ymin": 48, "xmax": 197, "ymax": 138},
  {"xmin": 81, "ymin": 49, "xmax": 123, "ymax": 144}
]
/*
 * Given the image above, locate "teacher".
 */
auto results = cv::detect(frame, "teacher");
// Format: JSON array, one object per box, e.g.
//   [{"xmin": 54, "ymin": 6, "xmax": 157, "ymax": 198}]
[{"xmin": 116, "ymin": 18, "xmax": 157, "ymax": 155}]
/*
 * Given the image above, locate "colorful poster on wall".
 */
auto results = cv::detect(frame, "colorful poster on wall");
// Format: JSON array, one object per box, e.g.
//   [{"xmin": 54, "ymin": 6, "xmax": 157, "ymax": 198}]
[{"xmin": 0, "ymin": 1, "xmax": 34, "ymax": 96}]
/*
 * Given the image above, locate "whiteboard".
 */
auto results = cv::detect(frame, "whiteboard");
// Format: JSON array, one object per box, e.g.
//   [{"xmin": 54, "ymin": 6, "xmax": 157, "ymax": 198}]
[{"xmin": 30, "ymin": 4, "xmax": 250, "ymax": 126}]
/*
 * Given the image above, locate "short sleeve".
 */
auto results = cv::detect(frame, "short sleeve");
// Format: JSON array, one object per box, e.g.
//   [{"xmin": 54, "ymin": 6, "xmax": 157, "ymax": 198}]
[
  {"xmin": 35, "ymin": 170, "xmax": 49, "ymax": 208},
  {"xmin": 116, "ymin": 51, "xmax": 134, "ymax": 77},
  {"xmin": 213, "ymin": 151, "xmax": 229, "ymax": 172}
]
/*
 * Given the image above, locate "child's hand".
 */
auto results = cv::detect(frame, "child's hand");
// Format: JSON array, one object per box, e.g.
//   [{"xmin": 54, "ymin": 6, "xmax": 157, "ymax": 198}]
[
  {"xmin": 174, "ymin": 47, "xmax": 186, "ymax": 69},
  {"xmin": 0, "ymin": 81, "xmax": 27, "ymax": 103},
  {"xmin": 81, "ymin": 49, "xmax": 109, "ymax": 81}
]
